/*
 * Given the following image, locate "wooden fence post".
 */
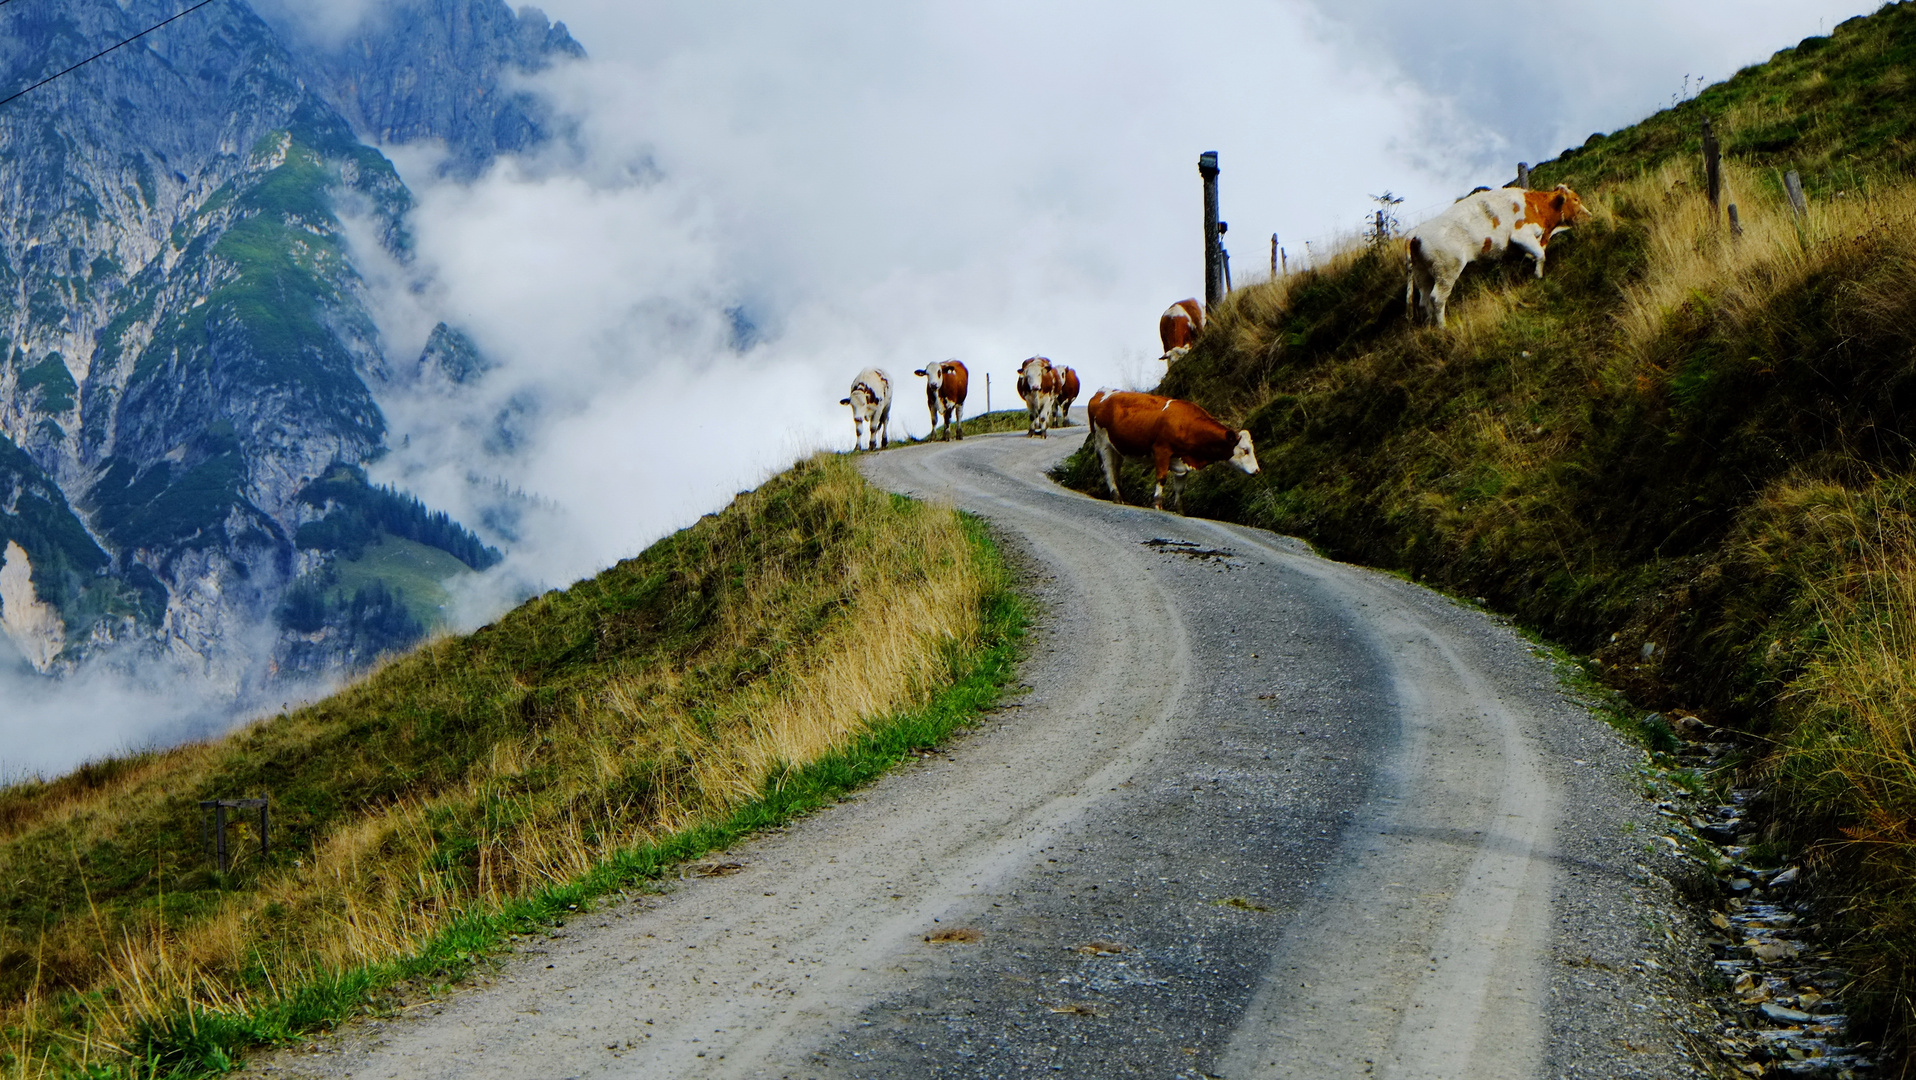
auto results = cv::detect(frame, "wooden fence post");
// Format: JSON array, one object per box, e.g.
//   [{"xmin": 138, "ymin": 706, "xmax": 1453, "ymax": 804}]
[
  {"xmin": 1517, "ymin": 162, "xmax": 1531, "ymax": 189},
  {"xmin": 1727, "ymin": 203, "xmax": 1743, "ymax": 238},
  {"xmin": 1784, "ymin": 170, "xmax": 1809, "ymax": 220},
  {"xmin": 1199, "ymin": 151, "xmax": 1221, "ymax": 308},
  {"xmin": 1702, "ymin": 119, "xmax": 1722, "ymax": 213},
  {"xmin": 201, "ymin": 797, "xmax": 269, "ymax": 874},
  {"xmin": 1219, "ymin": 222, "xmax": 1232, "ymax": 293},
  {"xmin": 985, "ymin": 373, "xmax": 991, "ymax": 416},
  {"xmin": 1270, "ymin": 233, "xmax": 1278, "ymax": 278}
]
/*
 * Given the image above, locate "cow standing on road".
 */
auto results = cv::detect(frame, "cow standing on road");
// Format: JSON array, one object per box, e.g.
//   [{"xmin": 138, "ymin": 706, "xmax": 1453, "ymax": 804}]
[
  {"xmin": 914, "ymin": 359, "xmax": 970, "ymax": 440},
  {"xmin": 1050, "ymin": 365, "xmax": 1080, "ymax": 428},
  {"xmin": 1159, "ymin": 299, "xmax": 1203, "ymax": 363},
  {"xmin": 840, "ymin": 368, "xmax": 893, "ymax": 451},
  {"xmin": 1016, "ymin": 357, "xmax": 1058, "ymax": 438},
  {"xmin": 1086, "ymin": 389, "xmax": 1259, "ymax": 514}
]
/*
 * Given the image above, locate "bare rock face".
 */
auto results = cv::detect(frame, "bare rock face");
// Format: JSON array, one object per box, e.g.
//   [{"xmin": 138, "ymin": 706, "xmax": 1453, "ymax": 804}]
[
  {"xmin": 0, "ymin": 541, "xmax": 65, "ymax": 671},
  {"xmin": 0, "ymin": 0, "xmax": 531, "ymax": 701},
  {"xmin": 253, "ymin": 0, "xmax": 586, "ymax": 177}
]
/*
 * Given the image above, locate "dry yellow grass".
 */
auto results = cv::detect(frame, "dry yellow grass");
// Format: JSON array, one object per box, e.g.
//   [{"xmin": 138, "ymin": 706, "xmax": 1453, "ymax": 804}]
[{"xmin": 0, "ymin": 453, "xmax": 999, "ymax": 1076}]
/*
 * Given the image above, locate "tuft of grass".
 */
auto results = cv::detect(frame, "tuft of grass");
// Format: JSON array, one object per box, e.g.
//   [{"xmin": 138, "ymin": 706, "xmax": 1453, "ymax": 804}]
[{"xmin": 0, "ymin": 453, "xmax": 1027, "ymax": 1078}]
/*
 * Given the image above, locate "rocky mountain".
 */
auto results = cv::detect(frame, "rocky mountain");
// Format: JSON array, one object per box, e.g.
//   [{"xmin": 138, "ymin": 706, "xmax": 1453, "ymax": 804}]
[
  {"xmin": 254, "ymin": 1, "xmax": 585, "ymax": 177},
  {"xmin": 0, "ymin": 0, "xmax": 575, "ymax": 696}
]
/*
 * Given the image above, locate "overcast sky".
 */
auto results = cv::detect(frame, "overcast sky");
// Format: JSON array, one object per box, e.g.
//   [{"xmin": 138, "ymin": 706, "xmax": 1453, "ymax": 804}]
[
  {"xmin": 358, "ymin": 0, "xmax": 1877, "ymax": 593},
  {"xmin": 5, "ymin": 0, "xmax": 1884, "ymax": 777}
]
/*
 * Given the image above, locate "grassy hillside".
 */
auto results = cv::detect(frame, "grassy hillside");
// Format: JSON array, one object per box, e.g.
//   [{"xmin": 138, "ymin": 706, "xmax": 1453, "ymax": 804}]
[
  {"xmin": 0, "ymin": 453, "xmax": 1023, "ymax": 1077},
  {"xmin": 1060, "ymin": 1, "xmax": 1916, "ymax": 1062}
]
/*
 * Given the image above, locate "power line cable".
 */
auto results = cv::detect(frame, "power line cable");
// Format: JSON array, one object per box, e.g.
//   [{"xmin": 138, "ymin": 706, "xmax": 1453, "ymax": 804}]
[{"xmin": 0, "ymin": 0, "xmax": 220, "ymax": 110}]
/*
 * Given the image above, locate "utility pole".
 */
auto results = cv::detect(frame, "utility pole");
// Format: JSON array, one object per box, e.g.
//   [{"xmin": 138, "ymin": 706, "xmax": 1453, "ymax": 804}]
[{"xmin": 1200, "ymin": 151, "xmax": 1222, "ymax": 308}]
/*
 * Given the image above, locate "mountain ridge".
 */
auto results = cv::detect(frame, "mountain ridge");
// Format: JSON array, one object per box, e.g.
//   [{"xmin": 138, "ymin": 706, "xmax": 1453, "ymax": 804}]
[{"xmin": 0, "ymin": 0, "xmax": 564, "ymax": 704}]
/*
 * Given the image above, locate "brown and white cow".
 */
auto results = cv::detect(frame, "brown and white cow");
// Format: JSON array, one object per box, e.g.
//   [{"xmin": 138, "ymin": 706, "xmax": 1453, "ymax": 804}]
[
  {"xmin": 839, "ymin": 367, "xmax": 892, "ymax": 451},
  {"xmin": 1086, "ymin": 389, "xmax": 1258, "ymax": 514},
  {"xmin": 1405, "ymin": 186, "xmax": 1532, "ymax": 328},
  {"xmin": 1049, "ymin": 365, "xmax": 1080, "ymax": 427},
  {"xmin": 1515, "ymin": 184, "xmax": 1590, "ymax": 278},
  {"xmin": 913, "ymin": 359, "xmax": 969, "ymax": 440},
  {"xmin": 1159, "ymin": 299, "xmax": 1203, "ymax": 363},
  {"xmin": 1016, "ymin": 356, "xmax": 1058, "ymax": 437}
]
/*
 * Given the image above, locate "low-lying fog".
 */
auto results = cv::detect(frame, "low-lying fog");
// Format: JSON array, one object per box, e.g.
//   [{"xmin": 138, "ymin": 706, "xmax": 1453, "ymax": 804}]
[{"xmin": 0, "ymin": 0, "xmax": 1871, "ymax": 778}]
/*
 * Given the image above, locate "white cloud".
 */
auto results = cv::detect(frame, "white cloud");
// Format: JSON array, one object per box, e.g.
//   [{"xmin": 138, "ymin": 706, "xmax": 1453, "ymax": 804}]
[
  {"xmin": 359, "ymin": 0, "xmax": 1889, "ymax": 621},
  {"xmin": 18, "ymin": 0, "xmax": 1889, "ymax": 775},
  {"xmin": 1300, "ymin": 0, "xmax": 1882, "ymax": 177},
  {"xmin": 357, "ymin": 1, "xmax": 1465, "ymax": 600}
]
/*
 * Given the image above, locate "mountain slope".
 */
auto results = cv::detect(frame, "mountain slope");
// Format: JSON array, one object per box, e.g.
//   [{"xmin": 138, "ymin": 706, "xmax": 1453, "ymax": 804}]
[
  {"xmin": 0, "ymin": 454, "xmax": 1014, "ymax": 1079},
  {"xmin": 1059, "ymin": 1, "xmax": 1916, "ymax": 1060}
]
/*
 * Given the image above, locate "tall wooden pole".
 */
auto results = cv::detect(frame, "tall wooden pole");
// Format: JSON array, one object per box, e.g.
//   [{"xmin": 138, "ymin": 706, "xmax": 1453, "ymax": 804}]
[{"xmin": 1200, "ymin": 151, "xmax": 1221, "ymax": 308}]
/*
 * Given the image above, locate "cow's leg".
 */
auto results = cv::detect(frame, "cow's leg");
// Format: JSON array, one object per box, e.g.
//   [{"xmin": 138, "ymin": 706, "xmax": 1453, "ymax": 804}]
[
  {"xmin": 878, "ymin": 404, "xmax": 891, "ymax": 449},
  {"xmin": 1430, "ymin": 268, "xmax": 1460, "ymax": 329},
  {"xmin": 1092, "ymin": 424, "xmax": 1123, "ymax": 503},
  {"xmin": 951, "ymin": 402, "xmax": 964, "ymax": 439},
  {"xmin": 1168, "ymin": 458, "xmax": 1193, "ymax": 515},
  {"xmin": 1152, "ymin": 446, "xmax": 1173, "ymax": 510},
  {"xmin": 1414, "ymin": 259, "xmax": 1442, "ymax": 324},
  {"xmin": 1511, "ymin": 224, "xmax": 1548, "ymax": 278}
]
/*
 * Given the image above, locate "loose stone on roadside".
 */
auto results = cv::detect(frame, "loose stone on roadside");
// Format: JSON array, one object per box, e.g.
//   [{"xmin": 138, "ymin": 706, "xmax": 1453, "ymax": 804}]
[{"xmin": 1651, "ymin": 714, "xmax": 1876, "ymax": 1078}]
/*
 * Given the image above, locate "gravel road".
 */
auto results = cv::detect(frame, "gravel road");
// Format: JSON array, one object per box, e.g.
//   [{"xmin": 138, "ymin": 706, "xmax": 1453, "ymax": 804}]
[{"xmin": 246, "ymin": 427, "xmax": 1706, "ymax": 1080}]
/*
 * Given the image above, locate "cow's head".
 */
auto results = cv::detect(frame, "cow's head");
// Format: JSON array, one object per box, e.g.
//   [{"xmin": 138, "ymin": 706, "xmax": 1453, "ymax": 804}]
[
  {"xmin": 1552, "ymin": 184, "xmax": 1591, "ymax": 225},
  {"xmin": 1230, "ymin": 429, "xmax": 1260, "ymax": 476}
]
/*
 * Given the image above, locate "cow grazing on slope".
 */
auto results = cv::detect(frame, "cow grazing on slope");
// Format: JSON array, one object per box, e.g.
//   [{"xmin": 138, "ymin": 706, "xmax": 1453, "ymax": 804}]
[
  {"xmin": 1159, "ymin": 299, "xmax": 1203, "ymax": 362},
  {"xmin": 1515, "ymin": 184, "xmax": 1590, "ymax": 278},
  {"xmin": 914, "ymin": 359, "xmax": 969, "ymax": 440},
  {"xmin": 1016, "ymin": 356, "xmax": 1058, "ymax": 437},
  {"xmin": 1049, "ymin": 365, "xmax": 1080, "ymax": 427},
  {"xmin": 1405, "ymin": 186, "xmax": 1541, "ymax": 328},
  {"xmin": 1086, "ymin": 389, "xmax": 1259, "ymax": 514},
  {"xmin": 840, "ymin": 367, "xmax": 893, "ymax": 451}
]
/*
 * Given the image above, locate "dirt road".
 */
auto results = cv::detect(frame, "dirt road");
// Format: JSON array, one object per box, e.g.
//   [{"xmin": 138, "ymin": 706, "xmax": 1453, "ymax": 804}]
[{"xmin": 252, "ymin": 429, "xmax": 1699, "ymax": 1079}]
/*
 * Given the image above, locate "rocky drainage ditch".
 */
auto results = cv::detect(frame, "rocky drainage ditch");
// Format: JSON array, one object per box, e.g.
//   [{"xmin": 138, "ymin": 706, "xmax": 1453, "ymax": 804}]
[{"xmin": 1653, "ymin": 716, "xmax": 1876, "ymax": 1078}]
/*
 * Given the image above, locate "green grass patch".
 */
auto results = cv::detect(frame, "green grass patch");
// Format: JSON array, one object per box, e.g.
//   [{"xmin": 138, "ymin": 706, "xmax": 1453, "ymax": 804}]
[{"xmin": 326, "ymin": 537, "xmax": 472, "ymax": 629}]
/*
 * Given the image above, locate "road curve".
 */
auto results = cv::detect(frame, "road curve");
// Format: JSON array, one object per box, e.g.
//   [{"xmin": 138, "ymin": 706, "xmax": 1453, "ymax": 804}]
[{"xmin": 248, "ymin": 429, "xmax": 1697, "ymax": 1080}]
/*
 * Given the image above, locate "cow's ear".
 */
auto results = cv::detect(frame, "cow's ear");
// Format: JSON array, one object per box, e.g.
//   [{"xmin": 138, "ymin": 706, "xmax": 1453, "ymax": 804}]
[
  {"xmin": 1556, "ymin": 183, "xmax": 1571, "ymax": 192},
  {"xmin": 1552, "ymin": 192, "xmax": 1566, "ymax": 210},
  {"xmin": 913, "ymin": 369, "xmax": 926, "ymax": 376},
  {"xmin": 840, "ymin": 397, "xmax": 852, "ymax": 405}
]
